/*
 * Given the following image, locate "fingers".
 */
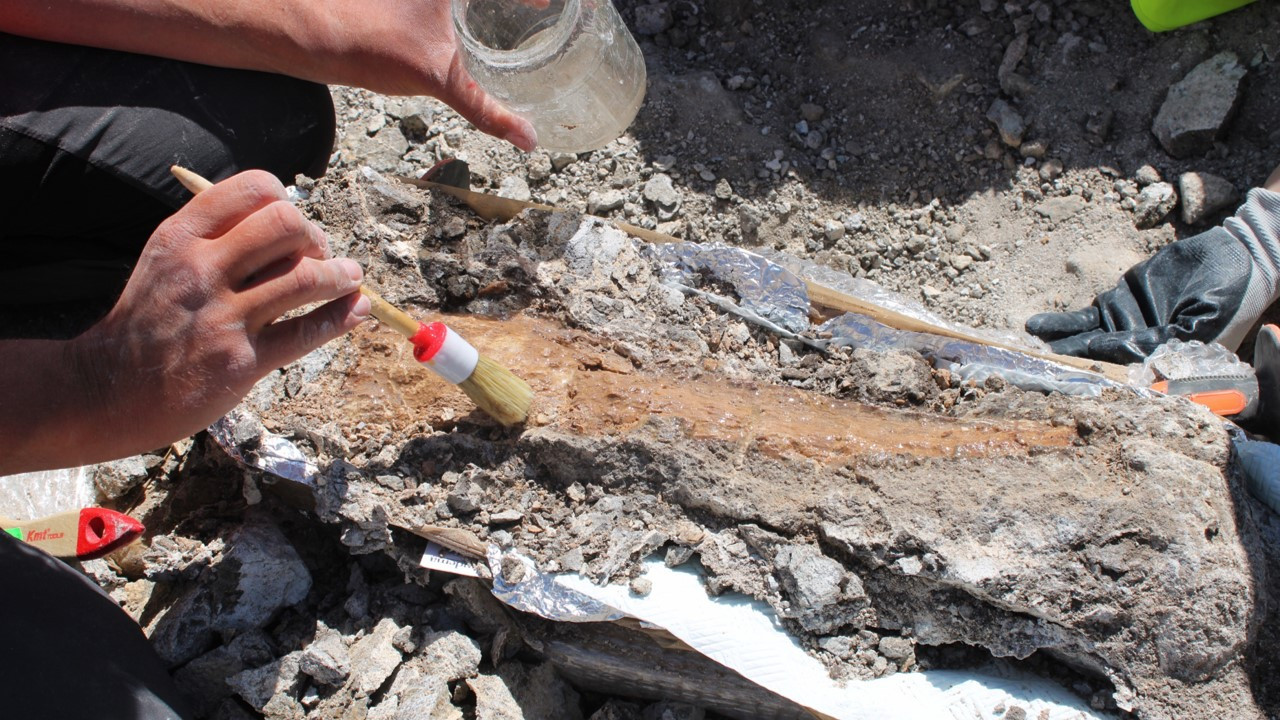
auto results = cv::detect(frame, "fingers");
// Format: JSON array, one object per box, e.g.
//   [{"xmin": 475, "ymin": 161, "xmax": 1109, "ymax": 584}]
[
  {"xmin": 1080, "ymin": 327, "xmax": 1178, "ymax": 365},
  {"xmin": 1045, "ymin": 330, "xmax": 1104, "ymax": 358},
  {"xmin": 237, "ymin": 256, "xmax": 365, "ymax": 329},
  {"xmin": 255, "ymin": 292, "xmax": 372, "ymax": 372},
  {"xmin": 167, "ymin": 170, "xmax": 290, "ymax": 241},
  {"xmin": 1047, "ymin": 326, "xmax": 1179, "ymax": 364},
  {"xmin": 1025, "ymin": 307, "xmax": 1101, "ymax": 341},
  {"xmin": 213, "ymin": 200, "xmax": 331, "ymax": 283},
  {"xmin": 1267, "ymin": 163, "xmax": 1280, "ymax": 192},
  {"xmin": 440, "ymin": 53, "xmax": 538, "ymax": 151}
]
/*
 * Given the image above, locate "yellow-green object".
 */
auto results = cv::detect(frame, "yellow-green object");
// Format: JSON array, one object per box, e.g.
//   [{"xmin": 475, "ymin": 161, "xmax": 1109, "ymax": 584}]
[{"xmin": 1130, "ymin": 0, "xmax": 1258, "ymax": 31}]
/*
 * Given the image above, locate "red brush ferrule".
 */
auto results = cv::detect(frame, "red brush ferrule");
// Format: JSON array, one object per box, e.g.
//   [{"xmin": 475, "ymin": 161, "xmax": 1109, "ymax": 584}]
[
  {"xmin": 76, "ymin": 508, "xmax": 144, "ymax": 559},
  {"xmin": 411, "ymin": 322, "xmax": 447, "ymax": 363},
  {"xmin": 408, "ymin": 321, "xmax": 480, "ymax": 384}
]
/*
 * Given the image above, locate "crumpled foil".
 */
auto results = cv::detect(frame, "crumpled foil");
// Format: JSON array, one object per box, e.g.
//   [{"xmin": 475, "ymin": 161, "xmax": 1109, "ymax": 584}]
[
  {"xmin": 651, "ymin": 242, "xmax": 812, "ymax": 333},
  {"xmin": 652, "ymin": 241, "xmax": 1123, "ymax": 395},
  {"xmin": 208, "ymin": 407, "xmax": 318, "ymax": 485},
  {"xmin": 487, "ymin": 546, "xmax": 625, "ymax": 623},
  {"xmin": 1128, "ymin": 339, "xmax": 1255, "ymax": 387}
]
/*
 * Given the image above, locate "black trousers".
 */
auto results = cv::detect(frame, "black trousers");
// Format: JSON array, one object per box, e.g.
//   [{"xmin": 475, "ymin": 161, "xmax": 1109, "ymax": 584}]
[
  {"xmin": 0, "ymin": 33, "xmax": 338, "ymax": 718},
  {"xmin": 0, "ymin": 32, "xmax": 336, "ymax": 305},
  {"xmin": 0, "ymin": 532, "xmax": 192, "ymax": 717}
]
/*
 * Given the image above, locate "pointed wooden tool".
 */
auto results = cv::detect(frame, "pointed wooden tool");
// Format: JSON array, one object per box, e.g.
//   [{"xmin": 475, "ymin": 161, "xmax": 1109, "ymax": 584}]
[{"xmin": 399, "ymin": 175, "xmax": 1131, "ymax": 384}]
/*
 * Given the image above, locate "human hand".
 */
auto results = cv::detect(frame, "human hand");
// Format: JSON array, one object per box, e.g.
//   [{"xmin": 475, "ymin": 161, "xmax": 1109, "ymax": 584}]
[
  {"xmin": 72, "ymin": 170, "xmax": 369, "ymax": 457},
  {"xmin": 1026, "ymin": 186, "xmax": 1280, "ymax": 364},
  {"xmin": 291, "ymin": 0, "xmax": 542, "ymax": 150}
]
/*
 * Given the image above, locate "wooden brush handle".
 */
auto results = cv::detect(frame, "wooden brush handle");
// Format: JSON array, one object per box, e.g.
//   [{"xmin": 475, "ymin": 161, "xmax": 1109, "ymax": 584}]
[
  {"xmin": 171, "ymin": 164, "xmax": 214, "ymax": 194},
  {"xmin": 358, "ymin": 286, "xmax": 421, "ymax": 339},
  {"xmin": 171, "ymin": 165, "xmax": 423, "ymax": 340}
]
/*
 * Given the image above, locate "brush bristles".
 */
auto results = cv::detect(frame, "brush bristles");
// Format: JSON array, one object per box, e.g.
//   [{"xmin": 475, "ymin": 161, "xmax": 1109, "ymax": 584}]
[{"xmin": 457, "ymin": 354, "xmax": 534, "ymax": 426}]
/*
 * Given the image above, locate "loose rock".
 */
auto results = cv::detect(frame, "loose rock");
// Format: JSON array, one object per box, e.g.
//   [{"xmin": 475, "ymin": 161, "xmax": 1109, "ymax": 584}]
[
  {"xmin": 1179, "ymin": 171, "xmax": 1238, "ymax": 224},
  {"xmin": 1152, "ymin": 52, "xmax": 1247, "ymax": 158},
  {"xmin": 1133, "ymin": 182, "xmax": 1178, "ymax": 228},
  {"xmin": 986, "ymin": 99, "xmax": 1026, "ymax": 148}
]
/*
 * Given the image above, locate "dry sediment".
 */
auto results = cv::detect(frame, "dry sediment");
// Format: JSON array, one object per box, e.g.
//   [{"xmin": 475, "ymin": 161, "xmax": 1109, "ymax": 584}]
[
  {"xmin": 199, "ymin": 170, "xmax": 1269, "ymax": 718},
  {"xmin": 21, "ymin": 2, "xmax": 1280, "ymax": 716}
]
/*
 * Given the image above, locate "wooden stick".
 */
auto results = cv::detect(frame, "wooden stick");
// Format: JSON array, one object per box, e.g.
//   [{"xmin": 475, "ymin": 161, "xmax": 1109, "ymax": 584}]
[
  {"xmin": 358, "ymin": 286, "xmax": 420, "ymax": 339},
  {"xmin": 400, "ymin": 177, "xmax": 1132, "ymax": 383}
]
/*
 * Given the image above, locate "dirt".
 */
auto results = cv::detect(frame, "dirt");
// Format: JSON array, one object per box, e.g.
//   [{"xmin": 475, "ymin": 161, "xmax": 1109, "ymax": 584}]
[
  {"xmin": 333, "ymin": 0, "xmax": 1278, "ymax": 338},
  {"xmin": 6, "ymin": 1, "xmax": 1280, "ymax": 719},
  {"xmin": 328, "ymin": 317, "xmax": 1076, "ymax": 461},
  {"xmin": 224, "ymin": 162, "xmax": 1268, "ymax": 718}
]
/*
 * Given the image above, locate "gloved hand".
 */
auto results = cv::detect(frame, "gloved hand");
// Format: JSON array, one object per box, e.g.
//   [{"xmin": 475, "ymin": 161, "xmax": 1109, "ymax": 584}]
[{"xmin": 1026, "ymin": 187, "xmax": 1280, "ymax": 364}]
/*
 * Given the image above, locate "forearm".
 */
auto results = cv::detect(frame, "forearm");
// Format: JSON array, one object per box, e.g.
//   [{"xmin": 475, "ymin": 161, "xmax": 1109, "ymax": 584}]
[
  {"xmin": 2, "ymin": 0, "xmax": 538, "ymax": 145},
  {"xmin": 1, "ymin": 0, "xmax": 346, "ymax": 84},
  {"xmin": 0, "ymin": 338, "xmax": 104, "ymax": 474}
]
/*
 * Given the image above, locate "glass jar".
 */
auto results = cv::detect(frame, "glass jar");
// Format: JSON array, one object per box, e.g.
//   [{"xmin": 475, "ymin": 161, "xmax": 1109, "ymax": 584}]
[{"xmin": 451, "ymin": 0, "xmax": 647, "ymax": 153}]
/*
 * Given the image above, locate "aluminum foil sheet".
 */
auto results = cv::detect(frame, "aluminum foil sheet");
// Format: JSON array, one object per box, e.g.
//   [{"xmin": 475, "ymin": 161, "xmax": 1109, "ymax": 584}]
[
  {"xmin": 487, "ymin": 546, "xmax": 625, "ymax": 623},
  {"xmin": 208, "ymin": 407, "xmax": 318, "ymax": 485},
  {"xmin": 651, "ymin": 242, "xmax": 811, "ymax": 333}
]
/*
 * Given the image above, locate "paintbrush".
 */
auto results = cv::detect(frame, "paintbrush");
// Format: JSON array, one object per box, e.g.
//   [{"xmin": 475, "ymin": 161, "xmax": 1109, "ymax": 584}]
[
  {"xmin": 170, "ymin": 166, "xmax": 533, "ymax": 426},
  {"xmin": 2, "ymin": 508, "xmax": 145, "ymax": 560}
]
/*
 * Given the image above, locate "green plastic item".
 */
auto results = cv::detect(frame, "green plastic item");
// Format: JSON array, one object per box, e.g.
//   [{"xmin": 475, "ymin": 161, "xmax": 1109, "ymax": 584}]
[{"xmin": 1130, "ymin": 0, "xmax": 1259, "ymax": 31}]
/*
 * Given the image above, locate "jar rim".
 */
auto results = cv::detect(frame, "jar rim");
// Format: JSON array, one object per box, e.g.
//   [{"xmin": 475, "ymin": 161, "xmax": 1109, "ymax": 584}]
[{"xmin": 452, "ymin": 0, "xmax": 583, "ymax": 69}]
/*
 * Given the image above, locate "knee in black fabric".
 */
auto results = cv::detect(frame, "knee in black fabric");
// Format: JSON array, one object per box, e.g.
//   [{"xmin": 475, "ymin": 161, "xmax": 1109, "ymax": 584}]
[
  {"xmin": 0, "ymin": 34, "xmax": 338, "ymax": 303},
  {"xmin": 0, "ymin": 534, "xmax": 192, "ymax": 718},
  {"xmin": 1, "ymin": 32, "xmax": 337, "ymax": 210},
  {"xmin": 210, "ymin": 72, "xmax": 337, "ymax": 186}
]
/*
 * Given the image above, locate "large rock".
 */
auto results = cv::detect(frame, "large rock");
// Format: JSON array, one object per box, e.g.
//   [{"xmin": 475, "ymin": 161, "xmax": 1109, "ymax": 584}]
[
  {"xmin": 418, "ymin": 630, "xmax": 483, "ymax": 683},
  {"xmin": 1152, "ymin": 52, "xmax": 1246, "ymax": 158},
  {"xmin": 299, "ymin": 629, "xmax": 351, "ymax": 686},
  {"xmin": 173, "ymin": 631, "xmax": 275, "ymax": 717},
  {"xmin": 497, "ymin": 662, "xmax": 584, "ymax": 720},
  {"xmin": 467, "ymin": 673, "xmax": 524, "ymax": 720},
  {"xmin": 227, "ymin": 651, "xmax": 304, "ymax": 713},
  {"xmin": 93, "ymin": 455, "xmax": 150, "ymax": 499},
  {"xmin": 1133, "ymin": 181, "xmax": 1178, "ymax": 228},
  {"xmin": 347, "ymin": 618, "xmax": 405, "ymax": 697},
  {"xmin": 986, "ymin": 98, "xmax": 1026, "ymax": 148},
  {"xmin": 149, "ymin": 516, "xmax": 310, "ymax": 665}
]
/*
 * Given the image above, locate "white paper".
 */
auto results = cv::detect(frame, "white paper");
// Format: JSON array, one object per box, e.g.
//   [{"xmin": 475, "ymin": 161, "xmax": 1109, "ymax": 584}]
[
  {"xmin": 419, "ymin": 541, "xmax": 480, "ymax": 577},
  {"xmin": 558, "ymin": 560, "xmax": 1109, "ymax": 720}
]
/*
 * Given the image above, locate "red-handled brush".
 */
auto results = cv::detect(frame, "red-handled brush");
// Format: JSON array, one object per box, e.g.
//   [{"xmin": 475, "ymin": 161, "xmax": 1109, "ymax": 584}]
[
  {"xmin": 170, "ymin": 165, "xmax": 533, "ymax": 426},
  {"xmin": 2, "ymin": 508, "xmax": 145, "ymax": 560}
]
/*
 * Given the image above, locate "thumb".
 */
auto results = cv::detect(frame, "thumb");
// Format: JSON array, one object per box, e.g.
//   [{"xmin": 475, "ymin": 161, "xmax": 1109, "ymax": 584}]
[
  {"xmin": 442, "ymin": 54, "xmax": 538, "ymax": 151},
  {"xmin": 1026, "ymin": 306, "xmax": 1101, "ymax": 341}
]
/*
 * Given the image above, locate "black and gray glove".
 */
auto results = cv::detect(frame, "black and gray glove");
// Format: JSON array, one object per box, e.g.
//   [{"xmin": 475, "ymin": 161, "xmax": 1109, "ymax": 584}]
[{"xmin": 1026, "ymin": 188, "xmax": 1280, "ymax": 364}]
